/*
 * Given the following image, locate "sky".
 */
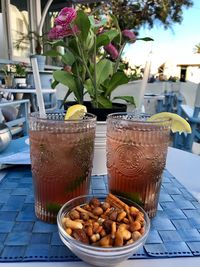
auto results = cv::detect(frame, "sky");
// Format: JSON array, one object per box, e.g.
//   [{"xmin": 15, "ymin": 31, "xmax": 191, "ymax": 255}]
[{"xmin": 124, "ymin": 0, "xmax": 200, "ymax": 74}]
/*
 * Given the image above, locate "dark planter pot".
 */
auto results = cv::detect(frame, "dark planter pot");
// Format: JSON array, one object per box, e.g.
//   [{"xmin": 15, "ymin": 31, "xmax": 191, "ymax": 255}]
[{"xmin": 64, "ymin": 101, "xmax": 127, "ymax": 121}]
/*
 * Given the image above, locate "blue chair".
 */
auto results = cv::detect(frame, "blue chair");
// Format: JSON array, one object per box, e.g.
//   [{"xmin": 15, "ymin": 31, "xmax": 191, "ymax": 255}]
[
  {"xmin": 0, "ymin": 99, "xmax": 29, "ymax": 136},
  {"xmin": 173, "ymin": 83, "xmax": 200, "ymax": 152}
]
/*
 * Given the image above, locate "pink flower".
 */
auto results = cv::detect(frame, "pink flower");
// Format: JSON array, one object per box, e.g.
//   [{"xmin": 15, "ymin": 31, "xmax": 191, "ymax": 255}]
[
  {"xmin": 122, "ymin": 30, "xmax": 136, "ymax": 43},
  {"xmin": 48, "ymin": 25, "xmax": 78, "ymax": 40},
  {"xmin": 55, "ymin": 7, "xmax": 77, "ymax": 26},
  {"xmin": 104, "ymin": 43, "xmax": 119, "ymax": 60}
]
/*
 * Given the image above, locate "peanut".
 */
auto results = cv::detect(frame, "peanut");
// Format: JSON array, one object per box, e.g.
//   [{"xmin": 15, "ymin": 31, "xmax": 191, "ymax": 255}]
[
  {"xmin": 69, "ymin": 209, "xmax": 80, "ymax": 220},
  {"xmin": 93, "ymin": 207, "xmax": 104, "ymax": 216},
  {"xmin": 129, "ymin": 221, "xmax": 141, "ymax": 232},
  {"xmin": 132, "ymin": 231, "xmax": 142, "ymax": 241},
  {"xmin": 90, "ymin": 233, "xmax": 100, "ymax": 243}
]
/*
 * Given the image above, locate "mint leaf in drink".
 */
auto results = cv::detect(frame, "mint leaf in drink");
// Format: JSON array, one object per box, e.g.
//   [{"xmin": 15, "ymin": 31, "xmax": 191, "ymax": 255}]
[
  {"xmin": 65, "ymin": 175, "xmax": 87, "ymax": 193},
  {"xmin": 110, "ymin": 190, "xmax": 143, "ymax": 206},
  {"xmin": 46, "ymin": 203, "xmax": 62, "ymax": 213}
]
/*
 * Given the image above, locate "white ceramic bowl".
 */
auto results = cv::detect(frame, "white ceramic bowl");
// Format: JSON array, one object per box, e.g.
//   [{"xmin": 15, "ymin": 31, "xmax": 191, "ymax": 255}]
[{"xmin": 57, "ymin": 195, "xmax": 150, "ymax": 266}]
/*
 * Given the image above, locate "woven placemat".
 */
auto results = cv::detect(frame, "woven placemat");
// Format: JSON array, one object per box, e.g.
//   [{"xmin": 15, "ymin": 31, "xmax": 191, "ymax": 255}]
[{"xmin": 0, "ymin": 166, "xmax": 199, "ymax": 262}]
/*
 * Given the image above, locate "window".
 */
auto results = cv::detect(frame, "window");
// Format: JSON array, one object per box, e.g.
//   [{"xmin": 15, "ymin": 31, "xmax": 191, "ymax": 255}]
[{"xmin": 9, "ymin": 0, "xmax": 30, "ymax": 59}]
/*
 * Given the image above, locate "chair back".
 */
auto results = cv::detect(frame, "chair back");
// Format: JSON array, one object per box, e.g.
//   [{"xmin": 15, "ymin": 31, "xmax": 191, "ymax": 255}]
[{"xmin": 193, "ymin": 83, "xmax": 200, "ymax": 117}]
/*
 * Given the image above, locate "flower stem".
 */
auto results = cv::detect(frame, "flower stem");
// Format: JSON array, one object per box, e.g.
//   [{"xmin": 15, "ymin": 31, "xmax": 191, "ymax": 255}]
[
  {"xmin": 93, "ymin": 35, "xmax": 98, "ymax": 107},
  {"xmin": 71, "ymin": 25, "xmax": 97, "ymax": 101},
  {"xmin": 114, "ymin": 42, "xmax": 127, "ymax": 73}
]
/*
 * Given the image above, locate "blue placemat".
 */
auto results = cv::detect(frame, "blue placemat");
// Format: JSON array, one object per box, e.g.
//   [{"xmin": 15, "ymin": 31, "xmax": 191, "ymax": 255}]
[{"xmin": 0, "ymin": 166, "xmax": 199, "ymax": 262}]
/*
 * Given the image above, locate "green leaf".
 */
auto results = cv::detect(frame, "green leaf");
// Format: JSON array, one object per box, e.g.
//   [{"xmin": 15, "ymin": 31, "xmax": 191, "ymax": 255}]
[
  {"xmin": 44, "ymin": 50, "xmax": 62, "ymax": 57},
  {"xmin": 96, "ymin": 59, "xmax": 113, "ymax": 86},
  {"xmin": 89, "ymin": 16, "xmax": 107, "ymax": 27},
  {"xmin": 96, "ymin": 29, "xmax": 119, "ymax": 47},
  {"xmin": 112, "ymin": 96, "xmax": 136, "ymax": 106},
  {"xmin": 104, "ymin": 71, "xmax": 129, "ymax": 97},
  {"xmin": 109, "ymin": 13, "xmax": 122, "ymax": 43},
  {"xmin": 84, "ymin": 79, "xmax": 94, "ymax": 97},
  {"xmin": 53, "ymin": 70, "xmax": 77, "ymax": 95},
  {"xmin": 47, "ymin": 40, "xmax": 67, "ymax": 48},
  {"xmin": 97, "ymin": 95, "xmax": 113, "ymax": 108},
  {"xmin": 76, "ymin": 10, "xmax": 91, "ymax": 41},
  {"xmin": 51, "ymin": 79, "xmax": 59, "ymax": 89},
  {"xmin": 137, "ymin": 37, "xmax": 154, "ymax": 42},
  {"xmin": 62, "ymin": 50, "xmax": 75, "ymax": 65}
]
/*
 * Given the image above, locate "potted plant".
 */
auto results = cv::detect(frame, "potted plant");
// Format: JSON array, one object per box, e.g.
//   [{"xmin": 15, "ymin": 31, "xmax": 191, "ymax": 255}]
[
  {"xmin": 0, "ymin": 64, "xmax": 14, "ymax": 88},
  {"xmin": 15, "ymin": 31, "xmax": 47, "ymax": 71},
  {"xmin": 47, "ymin": 7, "xmax": 152, "ymax": 119},
  {"xmin": 47, "ymin": 7, "xmax": 152, "ymax": 175},
  {"xmin": 13, "ymin": 62, "xmax": 27, "ymax": 88}
]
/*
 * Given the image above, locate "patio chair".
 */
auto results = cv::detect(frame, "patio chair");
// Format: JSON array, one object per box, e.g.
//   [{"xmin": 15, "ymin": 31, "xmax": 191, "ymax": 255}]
[
  {"xmin": 0, "ymin": 99, "xmax": 30, "ymax": 137},
  {"xmin": 173, "ymin": 83, "xmax": 200, "ymax": 152}
]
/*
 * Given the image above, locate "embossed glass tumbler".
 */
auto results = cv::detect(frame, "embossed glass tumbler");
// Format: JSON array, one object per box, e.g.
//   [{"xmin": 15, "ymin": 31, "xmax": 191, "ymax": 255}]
[
  {"xmin": 106, "ymin": 113, "xmax": 171, "ymax": 218},
  {"xmin": 29, "ymin": 112, "xmax": 96, "ymax": 223}
]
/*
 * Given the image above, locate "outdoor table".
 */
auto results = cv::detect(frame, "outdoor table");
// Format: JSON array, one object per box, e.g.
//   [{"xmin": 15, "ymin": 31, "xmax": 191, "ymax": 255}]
[{"xmin": 0, "ymin": 147, "xmax": 200, "ymax": 267}]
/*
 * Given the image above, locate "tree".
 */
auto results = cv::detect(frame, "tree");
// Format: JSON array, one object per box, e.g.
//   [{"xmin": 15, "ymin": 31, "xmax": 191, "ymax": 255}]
[
  {"xmin": 77, "ymin": 0, "xmax": 193, "ymax": 30},
  {"xmin": 194, "ymin": 43, "xmax": 200, "ymax": 54}
]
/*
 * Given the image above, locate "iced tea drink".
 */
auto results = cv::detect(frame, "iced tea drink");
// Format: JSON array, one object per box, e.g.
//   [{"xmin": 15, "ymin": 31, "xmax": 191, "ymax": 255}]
[
  {"xmin": 29, "ymin": 112, "xmax": 96, "ymax": 223},
  {"xmin": 106, "ymin": 113, "xmax": 171, "ymax": 218}
]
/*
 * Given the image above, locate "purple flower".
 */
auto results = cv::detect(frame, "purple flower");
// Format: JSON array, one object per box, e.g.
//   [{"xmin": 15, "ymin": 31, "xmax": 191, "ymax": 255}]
[
  {"xmin": 104, "ymin": 43, "xmax": 119, "ymax": 60},
  {"xmin": 48, "ymin": 25, "xmax": 78, "ymax": 40},
  {"xmin": 122, "ymin": 30, "xmax": 136, "ymax": 43},
  {"xmin": 55, "ymin": 7, "xmax": 77, "ymax": 26}
]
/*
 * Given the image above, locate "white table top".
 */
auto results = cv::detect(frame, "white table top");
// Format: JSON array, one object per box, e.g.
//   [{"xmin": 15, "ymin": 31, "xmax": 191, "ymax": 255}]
[{"xmin": 1, "ymin": 147, "xmax": 200, "ymax": 267}]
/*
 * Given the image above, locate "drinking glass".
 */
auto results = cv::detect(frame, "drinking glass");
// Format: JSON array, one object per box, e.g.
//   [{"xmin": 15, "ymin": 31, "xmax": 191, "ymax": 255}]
[
  {"xmin": 29, "ymin": 112, "xmax": 96, "ymax": 223},
  {"xmin": 106, "ymin": 112, "xmax": 171, "ymax": 218}
]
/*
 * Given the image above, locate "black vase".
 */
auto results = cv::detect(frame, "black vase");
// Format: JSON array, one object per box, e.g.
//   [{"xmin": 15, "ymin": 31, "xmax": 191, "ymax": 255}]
[{"xmin": 64, "ymin": 101, "xmax": 127, "ymax": 121}]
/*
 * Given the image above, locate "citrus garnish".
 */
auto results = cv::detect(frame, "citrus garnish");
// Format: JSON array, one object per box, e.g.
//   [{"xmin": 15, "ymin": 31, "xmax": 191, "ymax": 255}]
[
  {"xmin": 148, "ymin": 112, "xmax": 192, "ymax": 134},
  {"xmin": 65, "ymin": 104, "xmax": 87, "ymax": 120}
]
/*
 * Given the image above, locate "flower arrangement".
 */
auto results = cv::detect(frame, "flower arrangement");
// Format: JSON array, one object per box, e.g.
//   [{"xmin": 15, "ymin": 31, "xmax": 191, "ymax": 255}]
[{"xmin": 47, "ymin": 7, "xmax": 152, "ymax": 108}]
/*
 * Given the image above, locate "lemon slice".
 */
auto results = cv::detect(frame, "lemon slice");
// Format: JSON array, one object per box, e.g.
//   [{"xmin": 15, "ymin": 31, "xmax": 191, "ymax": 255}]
[
  {"xmin": 65, "ymin": 104, "xmax": 87, "ymax": 120},
  {"xmin": 148, "ymin": 112, "xmax": 192, "ymax": 134}
]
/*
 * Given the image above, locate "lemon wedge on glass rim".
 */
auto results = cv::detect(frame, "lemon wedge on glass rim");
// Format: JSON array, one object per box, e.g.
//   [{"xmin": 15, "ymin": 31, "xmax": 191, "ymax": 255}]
[
  {"xmin": 64, "ymin": 104, "xmax": 87, "ymax": 120},
  {"xmin": 148, "ymin": 112, "xmax": 192, "ymax": 134}
]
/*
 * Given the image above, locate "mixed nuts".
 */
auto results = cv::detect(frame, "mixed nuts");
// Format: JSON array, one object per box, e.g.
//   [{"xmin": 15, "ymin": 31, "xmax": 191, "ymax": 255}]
[{"xmin": 61, "ymin": 193, "xmax": 146, "ymax": 248}]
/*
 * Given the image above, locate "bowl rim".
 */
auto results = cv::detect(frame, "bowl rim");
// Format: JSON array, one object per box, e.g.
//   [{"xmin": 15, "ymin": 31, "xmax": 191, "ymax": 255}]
[{"xmin": 57, "ymin": 194, "xmax": 150, "ymax": 253}]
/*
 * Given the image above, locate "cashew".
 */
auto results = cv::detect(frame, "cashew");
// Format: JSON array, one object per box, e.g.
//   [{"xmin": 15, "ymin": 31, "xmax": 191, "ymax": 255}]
[
  {"xmin": 114, "ymin": 231, "xmax": 124, "ymax": 246},
  {"xmin": 117, "ymin": 211, "xmax": 127, "ymax": 222},
  {"xmin": 114, "ymin": 228, "xmax": 131, "ymax": 246},
  {"xmin": 98, "ymin": 234, "xmax": 112, "ymax": 247},
  {"xmin": 63, "ymin": 217, "xmax": 83, "ymax": 230},
  {"xmin": 65, "ymin": 227, "xmax": 72, "ymax": 235}
]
